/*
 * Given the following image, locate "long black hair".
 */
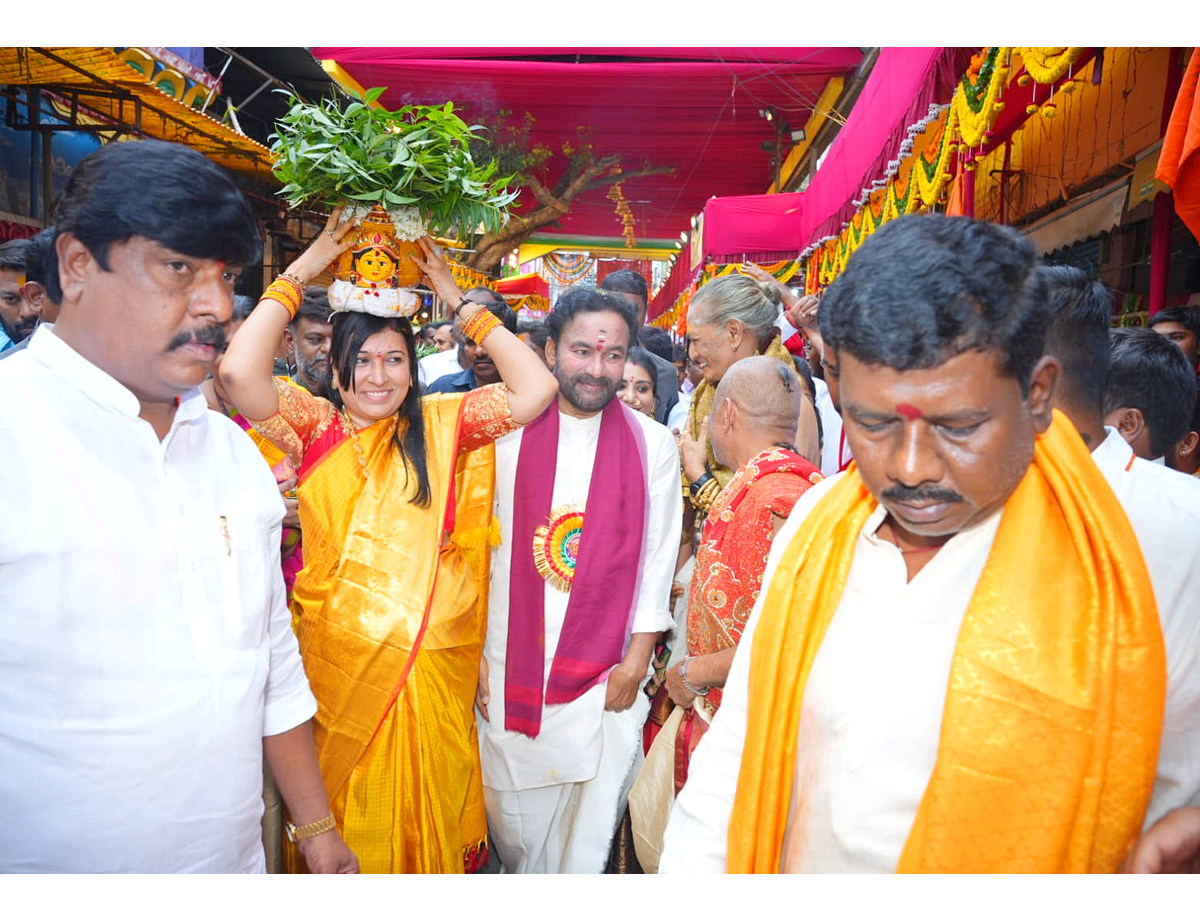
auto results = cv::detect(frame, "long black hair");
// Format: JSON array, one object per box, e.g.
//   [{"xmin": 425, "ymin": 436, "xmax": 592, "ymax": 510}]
[{"xmin": 329, "ymin": 311, "xmax": 431, "ymax": 507}]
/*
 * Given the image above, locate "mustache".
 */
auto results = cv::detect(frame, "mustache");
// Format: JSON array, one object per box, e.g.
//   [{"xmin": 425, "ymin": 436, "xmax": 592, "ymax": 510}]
[
  {"xmin": 167, "ymin": 324, "xmax": 228, "ymax": 353},
  {"xmin": 571, "ymin": 375, "xmax": 613, "ymax": 389},
  {"xmin": 880, "ymin": 484, "xmax": 964, "ymax": 505}
]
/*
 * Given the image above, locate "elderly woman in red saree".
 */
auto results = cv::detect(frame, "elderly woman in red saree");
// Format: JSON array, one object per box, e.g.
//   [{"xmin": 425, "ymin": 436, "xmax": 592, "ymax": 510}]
[
  {"xmin": 220, "ymin": 213, "xmax": 558, "ymax": 873},
  {"xmin": 666, "ymin": 356, "xmax": 822, "ymax": 786}
]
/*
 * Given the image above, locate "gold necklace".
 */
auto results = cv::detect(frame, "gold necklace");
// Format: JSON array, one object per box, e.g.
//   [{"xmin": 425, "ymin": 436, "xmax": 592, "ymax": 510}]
[{"xmin": 338, "ymin": 409, "xmax": 371, "ymax": 480}]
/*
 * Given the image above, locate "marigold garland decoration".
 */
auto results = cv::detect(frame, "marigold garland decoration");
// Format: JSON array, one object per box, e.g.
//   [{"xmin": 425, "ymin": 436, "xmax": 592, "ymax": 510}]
[
  {"xmin": 1015, "ymin": 47, "xmax": 1083, "ymax": 84},
  {"xmin": 799, "ymin": 46, "xmax": 1088, "ymax": 290},
  {"xmin": 532, "ymin": 504, "xmax": 585, "ymax": 592}
]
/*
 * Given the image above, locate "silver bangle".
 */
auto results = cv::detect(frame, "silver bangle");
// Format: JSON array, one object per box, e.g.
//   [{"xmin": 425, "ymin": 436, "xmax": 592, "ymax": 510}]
[{"xmin": 679, "ymin": 655, "xmax": 709, "ymax": 696}]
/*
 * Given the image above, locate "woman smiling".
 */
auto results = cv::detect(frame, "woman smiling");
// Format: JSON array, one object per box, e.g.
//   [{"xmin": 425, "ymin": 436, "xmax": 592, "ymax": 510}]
[{"xmin": 220, "ymin": 212, "xmax": 558, "ymax": 874}]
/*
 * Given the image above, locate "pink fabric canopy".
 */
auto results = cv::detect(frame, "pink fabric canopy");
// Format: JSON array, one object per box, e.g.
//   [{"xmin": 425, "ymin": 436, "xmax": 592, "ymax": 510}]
[
  {"xmin": 311, "ymin": 48, "xmax": 862, "ymax": 244},
  {"xmin": 702, "ymin": 192, "xmax": 806, "ymax": 257},
  {"xmin": 798, "ymin": 47, "xmax": 971, "ymax": 250}
]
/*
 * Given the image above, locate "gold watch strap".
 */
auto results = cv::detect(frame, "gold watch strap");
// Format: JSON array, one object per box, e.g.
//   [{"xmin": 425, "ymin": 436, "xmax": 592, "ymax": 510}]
[{"xmin": 286, "ymin": 812, "xmax": 336, "ymax": 843}]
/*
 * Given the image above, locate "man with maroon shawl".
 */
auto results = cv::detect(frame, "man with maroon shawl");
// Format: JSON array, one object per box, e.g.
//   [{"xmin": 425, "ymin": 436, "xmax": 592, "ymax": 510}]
[{"xmin": 475, "ymin": 286, "xmax": 682, "ymax": 873}]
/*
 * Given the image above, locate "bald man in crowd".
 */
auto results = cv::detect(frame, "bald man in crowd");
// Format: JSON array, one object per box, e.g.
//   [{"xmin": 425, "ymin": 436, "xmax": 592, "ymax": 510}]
[{"xmin": 661, "ymin": 356, "xmax": 823, "ymax": 785}]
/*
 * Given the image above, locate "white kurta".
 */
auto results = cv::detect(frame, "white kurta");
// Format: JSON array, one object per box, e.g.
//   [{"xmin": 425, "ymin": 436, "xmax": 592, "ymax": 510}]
[
  {"xmin": 0, "ymin": 328, "xmax": 317, "ymax": 874},
  {"xmin": 480, "ymin": 404, "xmax": 680, "ymax": 873},
  {"xmin": 662, "ymin": 437, "xmax": 1200, "ymax": 873},
  {"xmin": 418, "ymin": 346, "xmax": 463, "ymax": 388}
]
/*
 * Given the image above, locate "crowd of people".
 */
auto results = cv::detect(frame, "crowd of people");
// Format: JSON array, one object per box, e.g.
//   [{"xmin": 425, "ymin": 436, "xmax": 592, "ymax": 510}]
[{"xmin": 2, "ymin": 138, "xmax": 1200, "ymax": 875}]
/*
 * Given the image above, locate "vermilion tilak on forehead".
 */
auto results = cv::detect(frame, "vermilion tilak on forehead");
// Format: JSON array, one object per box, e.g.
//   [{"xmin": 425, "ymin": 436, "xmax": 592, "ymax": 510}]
[{"xmin": 896, "ymin": 403, "xmax": 923, "ymax": 421}]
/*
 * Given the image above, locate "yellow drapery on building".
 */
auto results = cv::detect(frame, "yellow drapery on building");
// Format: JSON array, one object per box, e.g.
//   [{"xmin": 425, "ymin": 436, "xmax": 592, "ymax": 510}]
[
  {"xmin": 284, "ymin": 392, "xmax": 501, "ymax": 873},
  {"xmin": 728, "ymin": 410, "xmax": 1166, "ymax": 873}
]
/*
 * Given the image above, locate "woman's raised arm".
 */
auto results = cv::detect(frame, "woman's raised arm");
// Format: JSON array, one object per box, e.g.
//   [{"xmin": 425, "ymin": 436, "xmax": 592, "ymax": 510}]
[
  {"xmin": 221, "ymin": 211, "xmax": 357, "ymax": 420},
  {"xmin": 413, "ymin": 237, "xmax": 558, "ymax": 425}
]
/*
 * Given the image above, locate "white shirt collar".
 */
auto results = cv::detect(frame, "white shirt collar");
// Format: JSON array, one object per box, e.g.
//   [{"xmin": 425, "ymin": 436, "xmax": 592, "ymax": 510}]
[
  {"xmin": 29, "ymin": 326, "xmax": 207, "ymax": 430},
  {"xmin": 1092, "ymin": 426, "xmax": 1138, "ymax": 469}
]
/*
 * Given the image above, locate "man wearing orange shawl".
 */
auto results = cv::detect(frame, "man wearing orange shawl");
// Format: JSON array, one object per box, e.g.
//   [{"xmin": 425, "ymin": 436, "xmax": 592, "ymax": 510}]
[{"xmin": 661, "ymin": 216, "xmax": 1170, "ymax": 873}]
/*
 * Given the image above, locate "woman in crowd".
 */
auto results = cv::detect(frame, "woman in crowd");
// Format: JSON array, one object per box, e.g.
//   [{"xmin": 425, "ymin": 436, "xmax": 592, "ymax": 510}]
[
  {"xmin": 619, "ymin": 346, "xmax": 661, "ymax": 420},
  {"xmin": 679, "ymin": 274, "xmax": 820, "ymax": 516},
  {"xmin": 220, "ymin": 212, "xmax": 558, "ymax": 874}
]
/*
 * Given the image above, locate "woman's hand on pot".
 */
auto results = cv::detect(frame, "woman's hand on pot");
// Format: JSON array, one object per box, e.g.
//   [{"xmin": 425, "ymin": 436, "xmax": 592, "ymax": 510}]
[
  {"xmin": 413, "ymin": 236, "xmax": 462, "ymax": 302},
  {"xmin": 286, "ymin": 207, "xmax": 359, "ymax": 284}
]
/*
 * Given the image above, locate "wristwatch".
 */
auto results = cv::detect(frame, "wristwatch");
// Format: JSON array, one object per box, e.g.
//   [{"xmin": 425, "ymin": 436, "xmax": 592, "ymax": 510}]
[{"xmin": 285, "ymin": 812, "xmax": 337, "ymax": 844}]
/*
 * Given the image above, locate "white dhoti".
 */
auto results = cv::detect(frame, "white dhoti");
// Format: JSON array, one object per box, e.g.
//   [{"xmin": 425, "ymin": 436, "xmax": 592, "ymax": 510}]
[
  {"xmin": 483, "ymin": 686, "xmax": 648, "ymax": 874},
  {"xmin": 482, "ymin": 409, "xmax": 681, "ymax": 874}
]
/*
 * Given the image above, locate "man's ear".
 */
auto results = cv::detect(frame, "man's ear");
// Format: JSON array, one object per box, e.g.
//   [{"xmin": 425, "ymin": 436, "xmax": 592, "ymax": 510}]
[
  {"xmin": 20, "ymin": 281, "xmax": 46, "ymax": 313},
  {"xmin": 1104, "ymin": 406, "xmax": 1146, "ymax": 447},
  {"xmin": 1025, "ymin": 355, "xmax": 1060, "ymax": 433},
  {"xmin": 56, "ymin": 233, "xmax": 94, "ymax": 308},
  {"xmin": 544, "ymin": 337, "xmax": 557, "ymax": 370}
]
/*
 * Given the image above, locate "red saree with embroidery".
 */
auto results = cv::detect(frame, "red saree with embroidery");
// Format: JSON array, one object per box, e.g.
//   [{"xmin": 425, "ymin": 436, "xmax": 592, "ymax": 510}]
[{"xmin": 675, "ymin": 446, "xmax": 822, "ymax": 791}]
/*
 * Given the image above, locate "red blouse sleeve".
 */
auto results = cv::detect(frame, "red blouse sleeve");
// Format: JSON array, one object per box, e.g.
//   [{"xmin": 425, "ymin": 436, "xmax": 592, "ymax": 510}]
[
  {"xmin": 244, "ymin": 377, "xmax": 335, "ymax": 466},
  {"xmin": 457, "ymin": 383, "xmax": 521, "ymax": 453}
]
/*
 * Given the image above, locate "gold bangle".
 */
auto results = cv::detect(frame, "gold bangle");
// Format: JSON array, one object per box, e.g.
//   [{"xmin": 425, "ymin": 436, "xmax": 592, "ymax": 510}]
[
  {"xmin": 277, "ymin": 272, "xmax": 305, "ymax": 291},
  {"xmin": 285, "ymin": 812, "xmax": 336, "ymax": 844}
]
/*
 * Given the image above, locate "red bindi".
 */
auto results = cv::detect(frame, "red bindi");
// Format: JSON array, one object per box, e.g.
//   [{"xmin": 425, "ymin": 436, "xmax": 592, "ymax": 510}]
[{"xmin": 896, "ymin": 403, "xmax": 923, "ymax": 421}]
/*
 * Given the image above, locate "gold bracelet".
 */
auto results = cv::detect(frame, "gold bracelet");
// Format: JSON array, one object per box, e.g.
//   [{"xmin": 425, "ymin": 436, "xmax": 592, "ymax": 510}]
[
  {"xmin": 462, "ymin": 307, "xmax": 502, "ymax": 345},
  {"xmin": 276, "ymin": 272, "xmax": 305, "ymax": 292},
  {"xmin": 285, "ymin": 812, "xmax": 336, "ymax": 844},
  {"xmin": 691, "ymin": 478, "xmax": 720, "ymax": 512}
]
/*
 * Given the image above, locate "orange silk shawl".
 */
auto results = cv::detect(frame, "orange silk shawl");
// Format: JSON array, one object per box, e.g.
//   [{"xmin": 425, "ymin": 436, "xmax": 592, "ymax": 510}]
[
  {"xmin": 289, "ymin": 391, "xmax": 502, "ymax": 873},
  {"xmin": 727, "ymin": 410, "xmax": 1166, "ymax": 873}
]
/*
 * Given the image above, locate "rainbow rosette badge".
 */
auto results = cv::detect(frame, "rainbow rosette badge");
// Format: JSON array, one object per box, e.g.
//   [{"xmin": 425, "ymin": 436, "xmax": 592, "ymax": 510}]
[{"xmin": 532, "ymin": 504, "xmax": 585, "ymax": 592}]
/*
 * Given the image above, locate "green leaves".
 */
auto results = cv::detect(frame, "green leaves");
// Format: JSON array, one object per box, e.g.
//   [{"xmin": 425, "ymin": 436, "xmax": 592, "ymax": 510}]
[{"xmin": 271, "ymin": 88, "xmax": 519, "ymax": 239}]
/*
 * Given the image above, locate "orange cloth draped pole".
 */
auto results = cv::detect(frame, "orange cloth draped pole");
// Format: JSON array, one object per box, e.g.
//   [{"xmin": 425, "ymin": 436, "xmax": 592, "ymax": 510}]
[
  {"xmin": 1156, "ymin": 47, "xmax": 1200, "ymax": 242},
  {"xmin": 727, "ymin": 410, "xmax": 1165, "ymax": 873}
]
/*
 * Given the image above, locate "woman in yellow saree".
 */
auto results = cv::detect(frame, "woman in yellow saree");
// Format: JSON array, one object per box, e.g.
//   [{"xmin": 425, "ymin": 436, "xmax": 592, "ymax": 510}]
[{"xmin": 221, "ymin": 214, "xmax": 558, "ymax": 873}]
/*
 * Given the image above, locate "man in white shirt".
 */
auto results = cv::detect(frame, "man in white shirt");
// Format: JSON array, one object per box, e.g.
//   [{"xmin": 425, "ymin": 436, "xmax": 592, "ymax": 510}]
[
  {"xmin": 1102, "ymin": 327, "xmax": 1198, "ymax": 464},
  {"xmin": 1041, "ymin": 265, "xmax": 1200, "ymax": 839},
  {"xmin": 662, "ymin": 216, "xmax": 1180, "ymax": 873},
  {"xmin": 0, "ymin": 140, "xmax": 356, "ymax": 874},
  {"xmin": 476, "ymin": 286, "xmax": 680, "ymax": 873}
]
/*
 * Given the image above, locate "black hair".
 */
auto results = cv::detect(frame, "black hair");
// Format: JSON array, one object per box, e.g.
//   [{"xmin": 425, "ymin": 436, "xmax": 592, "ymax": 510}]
[
  {"xmin": 1041, "ymin": 265, "xmax": 1112, "ymax": 413},
  {"xmin": 599, "ymin": 269, "xmax": 649, "ymax": 304},
  {"xmin": 25, "ymin": 229, "xmax": 57, "ymax": 298},
  {"xmin": 1103, "ymin": 327, "xmax": 1198, "ymax": 459},
  {"xmin": 638, "ymin": 325, "xmax": 674, "ymax": 363},
  {"xmin": 50, "ymin": 140, "xmax": 261, "ymax": 303},
  {"xmin": 819, "ymin": 215, "xmax": 1050, "ymax": 395},
  {"xmin": 0, "ymin": 238, "xmax": 30, "ymax": 273},
  {"xmin": 330, "ymin": 311, "xmax": 430, "ymax": 507},
  {"xmin": 432, "ymin": 319, "xmax": 454, "ymax": 331},
  {"xmin": 1148, "ymin": 306, "xmax": 1200, "ymax": 341},
  {"xmin": 292, "ymin": 285, "xmax": 333, "ymax": 328},
  {"xmin": 546, "ymin": 285, "xmax": 639, "ymax": 351},
  {"xmin": 465, "ymin": 285, "xmax": 506, "ymax": 305},
  {"xmin": 626, "ymin": 344, "xmax": 666, "ymax": 413},
  {"xmin": 516, "ymin": 318, "xmax": 549, "ymax": 350},
  {"xmin": 232, "ymin": 294, "xmax": 257, "ymax": 322}
]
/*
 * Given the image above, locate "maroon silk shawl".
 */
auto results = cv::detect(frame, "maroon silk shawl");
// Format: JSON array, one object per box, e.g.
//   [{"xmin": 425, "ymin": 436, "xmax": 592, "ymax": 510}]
[{"xmin": 504, "ymin": 399, "xmax": 649, "ymax": 737}]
